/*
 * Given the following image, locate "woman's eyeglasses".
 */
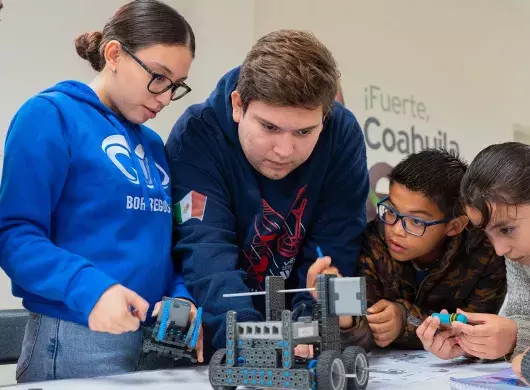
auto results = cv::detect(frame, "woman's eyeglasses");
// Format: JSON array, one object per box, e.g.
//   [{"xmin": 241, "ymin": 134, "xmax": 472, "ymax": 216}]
[{"xmin": 120, "ymin": 43, "xmax": 191, "ymax": 101}]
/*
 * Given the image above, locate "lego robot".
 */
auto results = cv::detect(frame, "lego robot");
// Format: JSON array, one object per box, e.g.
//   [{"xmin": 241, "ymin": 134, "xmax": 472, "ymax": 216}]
[
  {"xmin": 142, "ymin": 297, "xmax": 202, "ymax": 363},
  {"xmin": 208, "ymin": 274, "xmax": 370, "ymax": 390}
]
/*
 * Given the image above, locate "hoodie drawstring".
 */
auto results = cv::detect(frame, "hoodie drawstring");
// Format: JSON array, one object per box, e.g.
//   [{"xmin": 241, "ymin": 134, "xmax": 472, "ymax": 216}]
[{"xmin": 139, "ymin": 131, "xmax": 170, "ymax": 204}]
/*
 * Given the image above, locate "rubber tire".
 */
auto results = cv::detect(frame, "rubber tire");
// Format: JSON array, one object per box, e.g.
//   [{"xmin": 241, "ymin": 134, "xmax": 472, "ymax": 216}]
[
  {"xmin": 316, "ymin": 350, "xmax": 347, "ymax": 390},
  {"xmin": 208, "ymin": 349, "xmax": 236, "ymax": 390},
  {"xmin": 342, "ymin": 346, "xmax": 369, "ymax": 390}
]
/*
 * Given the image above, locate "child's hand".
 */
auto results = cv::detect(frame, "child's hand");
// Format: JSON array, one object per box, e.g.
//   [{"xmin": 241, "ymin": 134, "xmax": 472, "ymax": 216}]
[
  {"xmin": 366, "ymin": 299, "xmax": 405, "ymax": 347},
  {"xmin": 152, "ymin": 299, "xmax": 204, "ymax": 363},
  {"xmin": 416, "ymin": 313, "xmax": 465, "ymax": 360},
  {"xmin": 451, "ymin": 310, "xmax": 517, "ymax": 360},
  {"xmin": 511, "ymin": 348, "xmax": 530, "ymax": 385}
]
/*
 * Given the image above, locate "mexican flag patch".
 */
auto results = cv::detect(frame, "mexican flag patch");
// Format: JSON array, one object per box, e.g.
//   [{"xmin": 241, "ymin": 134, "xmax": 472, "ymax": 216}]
[{"xmin": 174, "ymin": 190, "xmax": 207, "ymax": 224}]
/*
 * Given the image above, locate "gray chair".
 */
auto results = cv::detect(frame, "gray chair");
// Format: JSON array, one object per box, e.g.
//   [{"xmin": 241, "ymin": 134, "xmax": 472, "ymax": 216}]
[{"xmin": 0, "ymin": 309, "xmax": 28, "ymax": 365}]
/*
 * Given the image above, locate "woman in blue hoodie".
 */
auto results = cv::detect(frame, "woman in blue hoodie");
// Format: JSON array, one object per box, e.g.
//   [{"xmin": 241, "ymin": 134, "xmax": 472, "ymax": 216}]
[{"xmin": 0, "ymin": 0, "xmax": 201, "ymax": 383}]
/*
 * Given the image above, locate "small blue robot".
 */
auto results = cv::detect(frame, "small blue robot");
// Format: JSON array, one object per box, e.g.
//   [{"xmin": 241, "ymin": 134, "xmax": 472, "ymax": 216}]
[
  {"xmin": 142, "ymin": 297, "xmax": 202, "ymax": 363},
  {"xmin": 209, "ymin": 274, "xmax": 370, "ymax": 390}
]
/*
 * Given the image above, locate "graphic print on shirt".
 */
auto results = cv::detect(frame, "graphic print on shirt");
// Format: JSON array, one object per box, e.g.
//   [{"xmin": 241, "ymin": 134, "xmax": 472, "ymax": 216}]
[
  {"xmin": 102, "ymin": 134, "xmax": 169, "ymax": 188},
  {"xmin": 101, "ymin": 134, "xmax": 171, "ymax": 213},
  {"xmin": 243, "ymin": 185, "xmax": 308, "ymax": 291}
]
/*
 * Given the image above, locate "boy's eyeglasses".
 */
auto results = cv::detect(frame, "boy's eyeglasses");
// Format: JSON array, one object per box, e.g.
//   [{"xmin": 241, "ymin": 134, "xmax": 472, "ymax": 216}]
[
  {"xmin": 377, "ymin": 197, "xmax": 452, "ymax": 237},
  {"xmin": 120, "ymin": 43, "xmax": 191, "ymax": 101}
]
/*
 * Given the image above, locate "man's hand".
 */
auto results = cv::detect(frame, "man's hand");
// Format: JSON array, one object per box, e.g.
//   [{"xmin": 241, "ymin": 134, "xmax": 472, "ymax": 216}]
[
  {"xmin": 451, "ymin": 310, "xmax": 518, "ymax": 360},
  {"xmin": 306, "ymin": 256, "xmax": 353, "ymax": 329},
  {"xmin": 152, "ymin": 299, "xmax": 204, "ymax": 363},
  {"xmin": 511, "ymin": 348, "xmax": 530, "ymax": 385},
  {"xmin": 416, "ymin": 311, "xmax": 465, "ymax": 360},
  {"xmin": 88, "ymin": 284, "xmax": 149, "ymax": 335},
  {"xmin": 366, "ymin": 299, "xmax": 405, "ymax": 347},
  {"xmin": 306, "ymin": 256, "xmax": 339, "ymax": 300}
]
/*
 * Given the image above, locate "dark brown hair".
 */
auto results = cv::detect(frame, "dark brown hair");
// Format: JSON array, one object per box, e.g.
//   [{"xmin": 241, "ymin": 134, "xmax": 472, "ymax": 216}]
[
  {"xmin": 390, "ymin": 148, "xmax": 468, "ymax": 217},
  {"xmin": 460, "ymin": 142, "xmax": 530, "ymax": 227},
  {"xmin": 237, "ymin": 29, "xmax": 340, "ymax": 114},
  {"xmin": 75, "ymin": 0, "xmax": 195, "ymax": 72}
]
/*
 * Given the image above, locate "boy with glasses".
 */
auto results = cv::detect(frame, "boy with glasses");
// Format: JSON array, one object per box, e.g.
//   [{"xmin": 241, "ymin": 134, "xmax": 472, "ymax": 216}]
[{"xmin": 339, "ymin": 149, "xmax": 506, "ymax": 353}]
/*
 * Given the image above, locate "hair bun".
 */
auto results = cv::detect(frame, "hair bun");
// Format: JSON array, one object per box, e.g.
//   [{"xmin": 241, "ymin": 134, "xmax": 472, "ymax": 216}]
[{"xmin": 74, "ymin": 31, "xmax": 104, "ymax": 72}]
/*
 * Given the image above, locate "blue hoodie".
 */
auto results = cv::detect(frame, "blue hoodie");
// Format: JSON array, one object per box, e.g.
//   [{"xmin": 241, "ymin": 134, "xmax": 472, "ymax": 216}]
[
  {"xmin": 0, "ymin": 81, "xmax": 192, "ymax": 326},
  {"xmin": 166, "ymin": 67, "xmax": 369, "ymax": 349}
]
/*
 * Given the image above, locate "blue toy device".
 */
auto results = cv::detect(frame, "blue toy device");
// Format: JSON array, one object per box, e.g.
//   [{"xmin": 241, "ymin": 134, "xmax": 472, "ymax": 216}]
[
  {"xmin": 142, "ymin": 297, "xmax": 203, "ymax": 363},
  {"xmin": 431, "ymin": 312, "xmax": 468, "ymax": 325}
]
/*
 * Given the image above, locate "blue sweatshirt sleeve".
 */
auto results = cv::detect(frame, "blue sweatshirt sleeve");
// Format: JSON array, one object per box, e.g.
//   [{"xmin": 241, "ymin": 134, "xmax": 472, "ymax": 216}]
[
  {"xmin": 0, "ymin": 97, "xmax": 119, "ymax": 321},
  {"xmin": 291, "ymin": 117, "xmax": 369, "ymax": 314},
  {"xmin": 165, "ymin": 114, "xmax": 262, "ymax": 350},
  {"xmin": 170, "ymin": 274, "xmax": 195, "ymax": 304}
]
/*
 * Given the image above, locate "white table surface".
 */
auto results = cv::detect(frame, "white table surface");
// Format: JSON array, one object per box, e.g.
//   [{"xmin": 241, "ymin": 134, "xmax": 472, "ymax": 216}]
[{"xmin": 1, "ymin": 349, "xmax": 511, "ymax": 390}]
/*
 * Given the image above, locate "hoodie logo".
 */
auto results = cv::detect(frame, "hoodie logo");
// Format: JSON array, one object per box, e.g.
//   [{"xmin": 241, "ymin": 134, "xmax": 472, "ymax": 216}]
[{"xmin": 101, "ymin": 135, "xmax": 169, "ymax": 189}]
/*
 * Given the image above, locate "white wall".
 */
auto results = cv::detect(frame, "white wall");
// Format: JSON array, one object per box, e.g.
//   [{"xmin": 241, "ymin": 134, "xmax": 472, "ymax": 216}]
[{"xmin": 514, "ymin": 125, "xmax": 530, "ymax": 145}]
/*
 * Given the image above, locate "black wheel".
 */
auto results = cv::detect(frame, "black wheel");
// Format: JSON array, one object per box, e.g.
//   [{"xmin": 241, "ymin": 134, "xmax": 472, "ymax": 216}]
[
  {"xmin": 316, "ymin": 350, "xmax": 346, "ymax": 390},
  {"xmin": 208, "ymin": 349, "xmax": 236, "ymax": 390},
  {"xmin": 343, "ymin": 346, "xmax": 369, "ymax": 390}
]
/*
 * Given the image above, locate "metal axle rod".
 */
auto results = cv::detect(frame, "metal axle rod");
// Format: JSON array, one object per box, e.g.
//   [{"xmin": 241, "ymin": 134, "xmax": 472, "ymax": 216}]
[{"xmin": 223, "ymin": 287, "xmax": 315, "ymax": 298}]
